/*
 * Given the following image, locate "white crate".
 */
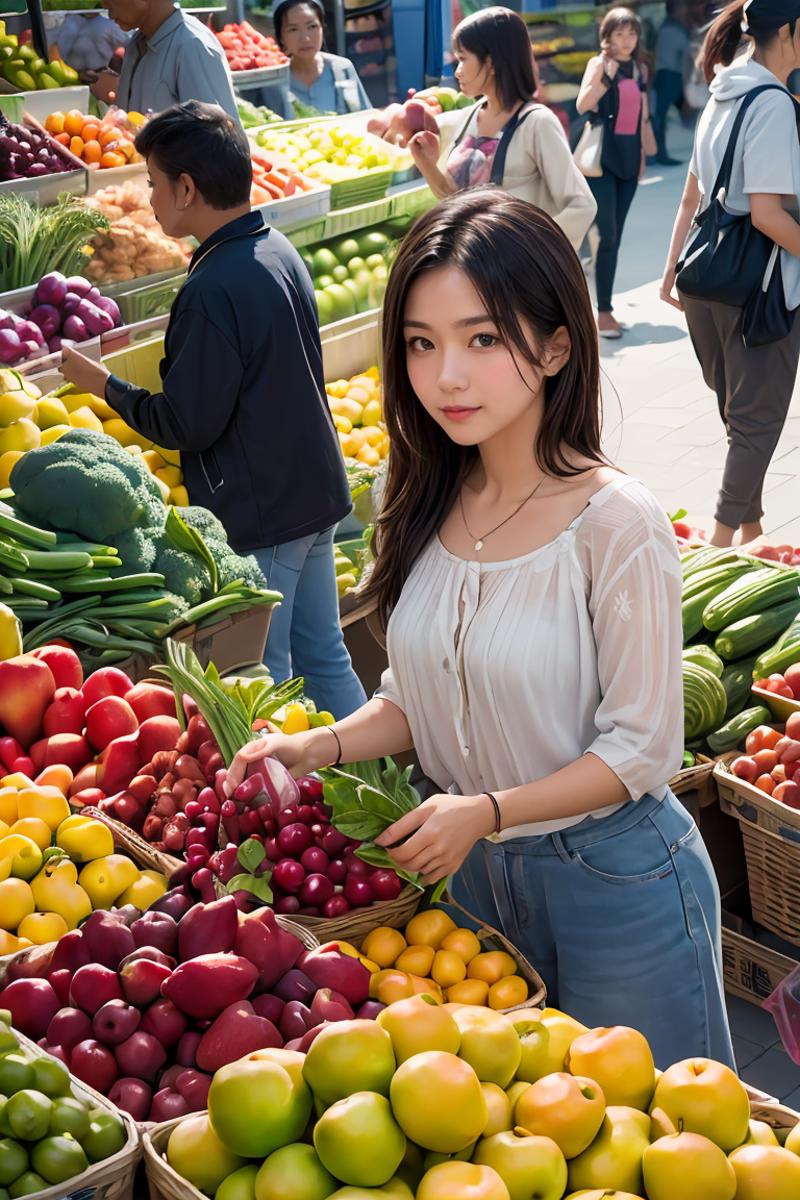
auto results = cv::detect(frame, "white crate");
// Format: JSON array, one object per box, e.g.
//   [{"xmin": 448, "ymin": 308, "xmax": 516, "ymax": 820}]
[
  {"xmin": 321, "ymin": 310, "xmax": 380, "ymax": 380},
  {"xmin": 253, "ymin": 183, "xmax": 330, "ymax": 229}
]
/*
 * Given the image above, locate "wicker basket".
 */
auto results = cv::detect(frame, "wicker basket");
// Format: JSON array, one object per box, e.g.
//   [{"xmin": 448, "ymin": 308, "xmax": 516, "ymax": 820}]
[
  {"xmin": 714, "ymin": 758, "xmax": 800, "ymax": 945},
  {"xmin": 81, "ymin": 806, "xmax": 185, "ymax": 880},
  {"xmin": 144, "ymin": 1117, "xmax": 203, "ymax": 1200},
  {"xmin": 670, "ymin": 753, "xmax": 715, "ymax": 803},
  {"xmin": 748, "ymin": 1096, "xmax": 800, "ymax": 1138},
  {"xmin": 13, "ymin": 1029, "xmax": 141, "ymax": 1200},
  {"xmin": 288, "ymin": 883, "xmax": 422, "ymax": 943}
]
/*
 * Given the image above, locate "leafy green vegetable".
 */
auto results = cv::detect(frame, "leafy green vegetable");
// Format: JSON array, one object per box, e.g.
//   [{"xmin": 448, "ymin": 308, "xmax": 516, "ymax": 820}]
[{"xmin": 0, "ymin": 193, "xmax": 108, "ymax": 292}]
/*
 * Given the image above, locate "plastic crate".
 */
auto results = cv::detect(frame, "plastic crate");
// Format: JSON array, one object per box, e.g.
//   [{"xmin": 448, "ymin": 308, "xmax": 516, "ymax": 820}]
[
  {"xmin": 173, "ymin": 604, "xmax": 274, "ymax": 674},
  {"xmin": 232, "ymin": 63, "xmax": 290, "ymax": 90},
  {"xmin": 329, "ymin": 166, "xmax": 393, "ymax": 210},
  {"xmin": 0, "ymin": 84, "xmax": 90, "ymax": 124},
  {"xmin": 253, "ymin": 184, "xmax": 330, "ymax": 230},
  {"xmin": 321, "ymin": 309, "xmax": 380, "ymax": 379},
  {"xmin": 0, "ymin": 114, "xmax": 86, "ymax": 202},
  {"xmin": 108, "ymin": 270, "xmax": 187, "ymax": 324},
  {"xmin": 390, "ymin": 182, "xmax": 435, "ymax": 220},
  {"xmin": 86, "ymin": 159, "xmax": 148, "ymax": 195},
  {"xmin": 321, "ymin": 193, "xmax": 393, "ymax": 236}
]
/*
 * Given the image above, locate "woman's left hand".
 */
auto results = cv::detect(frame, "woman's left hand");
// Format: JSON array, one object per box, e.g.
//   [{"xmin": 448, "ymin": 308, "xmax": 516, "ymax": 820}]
[
  {"xmin": 375, "ymin": 792, "xmax": 496, "ymax": 884},
  {"xmin": 61, "ymin": 346, "xmax": 111, "ymax": 397}
]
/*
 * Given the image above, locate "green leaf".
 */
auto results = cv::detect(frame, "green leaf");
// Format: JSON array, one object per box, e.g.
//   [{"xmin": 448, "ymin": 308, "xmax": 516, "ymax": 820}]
[
  {"xmin": 428, "ymin": 879, "xmax": 449, "ymax": 903},
  {"xmin": 668, "ymin": 508, "xmax": 687, "ymax": 522},
  {"xmin": 237, "ymin": 838, "xmax": 266, "ymax": 873},
  {"xmin": 226, "ymin": 874, "xmax": 274, "ymax": 904},
  {"xmin": 165, "ymin": 507, "xmax": 219, "ymax": 594},
  {"xmin": 353, "ymin": 844, "xmax": 424, "ymax": 891}
]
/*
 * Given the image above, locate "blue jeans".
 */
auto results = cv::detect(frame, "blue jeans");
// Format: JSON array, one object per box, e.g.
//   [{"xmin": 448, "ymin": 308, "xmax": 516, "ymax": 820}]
[
  {"xmin": 451, "ymin": 790, "xmax": 734, "ymax": 1070},
  {"xmin": 253, "ymin": 527, "xmax": 367, "ymax": 720}
]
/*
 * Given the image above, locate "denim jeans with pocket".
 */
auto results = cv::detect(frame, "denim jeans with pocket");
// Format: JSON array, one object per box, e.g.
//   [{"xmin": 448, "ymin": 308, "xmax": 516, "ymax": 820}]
[
  {"xmin": 451, "ymin": 789, "xmax": 734, "ymax": 1070},
  {"xmin": 253, "ymin": 526, "xmax": 366, "ymax": 720}
]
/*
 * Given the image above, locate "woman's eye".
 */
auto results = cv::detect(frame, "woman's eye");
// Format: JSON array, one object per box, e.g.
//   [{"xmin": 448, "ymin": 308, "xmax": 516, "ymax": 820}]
[
  {"xmin": 471, "ymin": 333, "xmax": 498, "ymax": 348},
  {"xmin": 407, "ymin": 336, "xmax": 434, "ymax": 351}
]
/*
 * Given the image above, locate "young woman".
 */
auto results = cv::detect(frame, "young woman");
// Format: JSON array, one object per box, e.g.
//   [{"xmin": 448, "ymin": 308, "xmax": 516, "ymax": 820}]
[
  {"xmin": 661, "ymin": 0, "xmax": 800, "ymax": 548},
  {"xmin": 408, "ymin": 7, "xmax": 596, "ymax": 251},
  {"xmin": 260, "ymin": 0, "xmax": 371, "ymax": 119},
  {"xmin": 228, "ymin": 189, "xmax": 733, "ymax": 1069},
  {"xmin": 577, "ymin": 8, "xmax": 657, "ymax": 337}
]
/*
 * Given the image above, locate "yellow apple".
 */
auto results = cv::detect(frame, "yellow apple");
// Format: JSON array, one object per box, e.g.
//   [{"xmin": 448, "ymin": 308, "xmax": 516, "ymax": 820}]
[
  {"xmin": 650, "ymin": 1059, "xmax": 749, "ymax": 1152},
  {"xmin": 512, "ymin": 1012, "xmax": 552, "ymax": 1083},
  {"xmin": 728, "ymin": 1144, "xmax": 800, "ymax": 1200},
  {"xmin": 481, "ymin": 1084, "xmax": 513, "ymax": 1137},
  {"xmin": 564, "ymin": 1193, "xmax": 645, "ymax": 1199},
  {"xmin": 744, "ymin": 1119, "xmax": 779, "ymax": 1147},
  {"xmin": 506, "ymin": 1081, "xmax": 531, "ymax": 1110},
  {"xmin": 452, "ymin": 1007, "xmax": 521, "ymax": 1088},
  {"xmin": 568, "ymin": 1027, "xmax": 655, "ymax": 1111},
  {"xmin": 515, "ymin": 1073, "xmax": 605, "ymax": 1160},
  {"xmin": 785, "ymin": 1122, "xmax": 800, "ymax": 1156},
  {"xmin": 567, "ymin": 1106, "xmax": 650, "ymax": 1195},
  {"xmin": 642, "ymin": 1132, "xmax": 736, "ymax": 1200},
  {"xmin": 473, "ymin": 1129, "xmax": 567, "ymax": 1200},
  {"xmin": 534, "ymin": 1009, "xmax": 589, "ymax": 1076}
]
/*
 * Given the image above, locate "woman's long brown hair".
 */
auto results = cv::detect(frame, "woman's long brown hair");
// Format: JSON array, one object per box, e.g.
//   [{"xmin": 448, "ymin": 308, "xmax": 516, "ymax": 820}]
[{"xmin": 361, "ymin": 189, "xmax": 603, "ymax": 633}]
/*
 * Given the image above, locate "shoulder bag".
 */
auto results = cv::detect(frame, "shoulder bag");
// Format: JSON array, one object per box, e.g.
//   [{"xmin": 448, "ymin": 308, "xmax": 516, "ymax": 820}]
[
  {"xmin": 676, "ymin": 83, "xmax": 799, "ymax": 347},
  {"xmin": 573, "ymin": 117, "xmax": 603, "ymax": 178},
  {"xmin": 450, "ymin": 99, "xmax": 539, "ymax": 186}
]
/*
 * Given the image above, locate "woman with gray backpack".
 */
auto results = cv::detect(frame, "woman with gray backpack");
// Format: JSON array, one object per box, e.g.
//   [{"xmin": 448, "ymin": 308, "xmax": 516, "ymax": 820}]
[{"xmin": 660, "ymin": 0, "xmax": 800, "ymax": 548}]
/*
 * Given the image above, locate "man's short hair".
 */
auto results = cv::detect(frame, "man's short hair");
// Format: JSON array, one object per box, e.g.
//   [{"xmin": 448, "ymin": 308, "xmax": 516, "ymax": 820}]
[{"xmin": 135, "ymin": 100, "xmax": 251, "ymax": 209}]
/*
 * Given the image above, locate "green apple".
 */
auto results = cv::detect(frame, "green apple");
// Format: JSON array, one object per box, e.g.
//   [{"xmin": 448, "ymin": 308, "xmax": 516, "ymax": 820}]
[
  {"xmin": 569, "ymin": 1027, "xmax": 655, "ymax": 1111},
  {"xmin": 208, "ymin": 1059, "xmax": 312, "ymax": 1158},
  {"xmin": 316, "ymin": 273, "xmax": 335, "ymax": 290},
  {"xmin": 422, "ymin": 1140, "xmax": 477, "ymax": 1171},
  {"xmin": 254, "ymin": 1144, "xmax": 335, "ymax": 1200},
  {"xmin": 303, "ymin": 1021, "xmax": 396, "ymax": 1106},
  {"xmin": 473, "ymin": 1129, "xmax": 567, "ymax": 1200},
  {"xmin": 216, "ymin": 1164, "xmax": 259, "ymax": 1200},
  {"xmin": 728, "ymin": 1144, "xmax": 800, "ymax": 1200},
  {"xmin": 314, "ymin": 290, "xmax": 334, "ymax": 326},
  {"xmin": 347, "ymin": 256, "xmax": 367, "ymax": 274},
  {"xmin": 313, "ymin": 1092, "xmax": 405, "ymax": 1188},
  {"xmin": 365, "ymin": 253, "xmax": 386, "ymax": 271},
  {"xmin": 512, "ymin": 1014, "xmax": 552, "ymax": 1083},
  {"xmin": 377, "ymin": 995, "xmax": 460, "ymax": 1064},
  {"xmin": 567, "ymin": 1106, "xmax": 650, "ymax": 1195},
  {"xmin": 642, "ymin": 1132, "xmax": 735, "ymax": 1200},
  {"xmin": 167, "ymin": 1115, "xmax": 245, "ymax": 1195},
  {"xmin": 332, "ymin": 265, "xmax": 350, "ymax": 284},
  {"xmin": 650, "ymin": 1059, "xmax": 749, "ymax": 1153},
  {"xmin": 516, "ymin": 1073, "xmax": 605, "ymax": 1160},
  {"xmin": 452, "ymin": 1008, "xmax": 521, "ymax": 1088}
]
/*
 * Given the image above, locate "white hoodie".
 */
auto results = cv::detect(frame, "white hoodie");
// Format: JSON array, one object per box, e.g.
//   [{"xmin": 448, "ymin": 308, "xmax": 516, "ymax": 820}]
[{"xmin": 688, "ymin": 55, "xmax": 800, "ymax": 308}]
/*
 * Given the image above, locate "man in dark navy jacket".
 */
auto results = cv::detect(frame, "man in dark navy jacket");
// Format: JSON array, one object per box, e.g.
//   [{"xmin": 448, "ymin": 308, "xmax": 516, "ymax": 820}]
[{"xmin": 62, "ymin": 100, "xmax": 366, "ymax": 718}]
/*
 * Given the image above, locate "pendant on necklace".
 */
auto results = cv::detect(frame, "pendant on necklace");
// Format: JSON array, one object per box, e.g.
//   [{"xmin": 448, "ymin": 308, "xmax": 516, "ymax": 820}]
[{"xmin": 474, "ymin": 540, "xmax": 484, "ymax": 552}]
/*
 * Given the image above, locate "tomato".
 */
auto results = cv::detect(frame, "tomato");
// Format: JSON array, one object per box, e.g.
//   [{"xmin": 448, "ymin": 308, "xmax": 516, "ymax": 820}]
[
  {"xmin": 745, "ymin": 726, "xmax": 782, "ymax": 754},
  {"xmin": 765, "ymin": 676, "xmax": 795, "ymax": 698},
  {"xmin": 784, "ymin": 664, "xmax": 800, "ymax": 700},
  {"xmin": 774, "ymin": 781, "xmax": 800, "ymax": 808},
  {"xmin": 786, "ymin": 712, "xmax": 800, "ymax": 740},
  {"xmin": 779, "ymin": 740, "xmax": 800, "ymax": 765},
  {"xmin": 755, "ymin": 774, "xmax": 775, "ymax": 795},
  {"xmin": 732, "ymin": 756, "xmax": 759, "ymax": 783},
  {"xmin": 672, "ymin": 521, "xmax": 692, "ymax": 540},
  {"xmin": 753, "ymin": 748, "xmax": 778, "ymax": 773},
  {"xmin": 772, "ymin": 765, "xmax": 787, "ymax": 785}
]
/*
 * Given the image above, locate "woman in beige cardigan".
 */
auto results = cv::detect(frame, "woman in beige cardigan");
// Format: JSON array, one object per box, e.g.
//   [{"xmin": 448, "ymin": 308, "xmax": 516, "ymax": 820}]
[{"xmin": 409, "ymin": 7, "xmax": 596, "ymax": 251}]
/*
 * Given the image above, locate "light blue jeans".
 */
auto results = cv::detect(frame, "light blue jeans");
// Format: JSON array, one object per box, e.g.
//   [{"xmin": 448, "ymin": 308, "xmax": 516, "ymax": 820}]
[
  {"xmin": 452, "ymin": 789, "xmax": 735, "ymax": 1070},
  {"xmin": 253, "ymin": 526, "xmax": 367, "ymax": 720}
]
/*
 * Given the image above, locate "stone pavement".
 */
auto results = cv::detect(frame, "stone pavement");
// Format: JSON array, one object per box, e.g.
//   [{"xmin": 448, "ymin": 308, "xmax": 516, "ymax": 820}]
[
  {"xmin": 594, "ymin": 119, "xmax": 800, "ymax": 1101},
  {"xmin": 594, "ymin": 122, "xmax": 800, "ymax": 543}
]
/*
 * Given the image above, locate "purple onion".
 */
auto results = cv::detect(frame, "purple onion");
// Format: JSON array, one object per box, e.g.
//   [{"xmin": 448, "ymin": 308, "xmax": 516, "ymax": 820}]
[
  {"xmin": 0, "ymin": 329, "xmax": 22, "ymax": 364},
  {"xmin": 246, "ymin": 756, "xmax": 301, "ymax": 812},
  {"xmin": 64, "ymin": 276, "xmax": 93, "ymax": 298},
  {"xmin": 62, "ymin": 314, "xmax": 88, "ymax": 343},
  {"xmin": 93, "ymin": 294, "xmax": 121, "ymax": 326},
  {"xmin": 33, "ymin": 271, "xmax": 68, "ymax": 309},
  {"xmin": 16, "ymin": 319, "xmax": 43, "ymax": 347},
  {"xmin": 29, "ymin": 304, "xmax": 61, "ymax": 340}
]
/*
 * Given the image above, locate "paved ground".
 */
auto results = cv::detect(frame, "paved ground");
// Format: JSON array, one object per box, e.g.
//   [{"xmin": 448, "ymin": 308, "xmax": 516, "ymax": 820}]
[
  {"xmin": 595, "ymin": 122, "xmax": 800, "ymax": 544},
  {"xmin": 595, "ymin": 120, "xmax": 800, "ymax": 1101}
]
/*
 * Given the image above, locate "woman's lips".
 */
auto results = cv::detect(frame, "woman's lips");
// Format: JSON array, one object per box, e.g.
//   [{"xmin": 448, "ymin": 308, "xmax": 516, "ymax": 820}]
[{"xmin": 442, "ymin": 406, "xmax": 480, "ymax": 421}]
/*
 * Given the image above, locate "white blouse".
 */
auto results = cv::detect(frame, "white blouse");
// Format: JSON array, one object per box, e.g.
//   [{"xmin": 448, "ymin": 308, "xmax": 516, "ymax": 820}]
[{"xmin": 376, "ymin": 476, "xmax": 684, "ymax": 839}]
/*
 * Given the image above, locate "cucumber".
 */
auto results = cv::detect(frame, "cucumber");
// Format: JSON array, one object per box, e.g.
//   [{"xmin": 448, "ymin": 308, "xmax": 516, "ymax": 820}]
[
  {"xmin": 754, "ymin": 612, "xmax": 800, "ymax": 679},
  {"xmin": 682, "ymin": 570, "xmax": 752, "ymax": 643},
  {"xmin": 682, "ymin": 560, "xmax": 756, "ymax": 600},
  {"xmin": 720, "ymin": 657, "xmax": 757, "ymax": 719},
  {"xmin": 702, "ymin": 567, "xmax": 800, "ymax": 631},
  {"xmin": 684, "ymin": 662, "xmax": 728, "ymax": 740},
  {"xmin": 707, "ymin": 705, "xmax": 772, "ymax": 755},
  {"xmin": 713, "ymin": 597, "xmax": 800, "ymax": 661},
  {"xmin": 682, "ymin": 547, "xmax": 740, "ymax": 579},
  {"xmin": 682, "ymin": 645, "xmax": 724, "ymax": 677}
]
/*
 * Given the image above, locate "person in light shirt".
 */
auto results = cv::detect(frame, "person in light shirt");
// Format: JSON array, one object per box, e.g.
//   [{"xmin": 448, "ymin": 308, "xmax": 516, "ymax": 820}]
[{"xmin": 228, "ymin": 188, "xmax": 734, "ymax": 1071}]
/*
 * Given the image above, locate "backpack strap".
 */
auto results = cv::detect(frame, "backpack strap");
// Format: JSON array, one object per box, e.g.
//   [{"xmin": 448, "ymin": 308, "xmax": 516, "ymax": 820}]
[
  {"xmin": 490, "ymin": 101, "xmax": 538, "ymax": 184},
  {"xmin": 710, "ymin": 84, "xmax": 799, "ymax": 201}
]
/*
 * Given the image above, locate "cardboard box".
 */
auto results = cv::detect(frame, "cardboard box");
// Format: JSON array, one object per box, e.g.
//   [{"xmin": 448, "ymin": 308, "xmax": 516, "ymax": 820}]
[{"xmin": 174, "ymin": 606, "xmax": 273, "ymax": 675}]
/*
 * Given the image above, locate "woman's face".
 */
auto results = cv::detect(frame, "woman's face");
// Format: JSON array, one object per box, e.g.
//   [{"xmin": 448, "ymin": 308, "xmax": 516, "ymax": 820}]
[
  {"xmin": 403, "ymin": 266, "xmax": 547, "ymax": 448},
  {"xmin": 605, "ymin": 23, "xmax": 639, "ymax": 60},
  {"xmin": 454, "ymin": 45, "xmax": 492, "ymax": 97},
  {"xmin": 281, "ymin": 3, "xmax": 324, "ymax": 60}
]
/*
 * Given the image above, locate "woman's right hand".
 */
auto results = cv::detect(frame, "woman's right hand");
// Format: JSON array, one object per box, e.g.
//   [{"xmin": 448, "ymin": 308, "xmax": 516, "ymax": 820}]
[
  {"xmin": 225, "ymin": 729, "xmax": 331, "ymax": 793},
  {"xmin": 409, "ymin": 130, "xmax": 441, "ymax": 171},
  {"xmin": 659, "ymin": 264, "xmax": 684, "ymax": 311},
  {"xmin": 602, "ymin": 54, "xmax": 619, "ymax": 79}
]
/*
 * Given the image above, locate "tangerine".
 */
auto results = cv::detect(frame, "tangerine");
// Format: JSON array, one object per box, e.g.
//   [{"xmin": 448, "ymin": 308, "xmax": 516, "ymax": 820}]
[
  {"xmin": 100, "ymin": 151, "xmax": 127, "ymax": 169},
  {"xmin": 467, "ymin": 951, "xmax": 518, "ymax": 985},
  {"xmin": 395, "ymin": 944, "xmax": 435, "ymax": 977},
  {"xmin": 446, "ymin": 979, "xmax": 489, "ymax": 1006},
  {"xmin": 362, "ymin": 925, "xmax": 406, "ymax": 968},
  {"xmin": 432, "ymin": 950, "xmax": 467, "ymax": 988},
  {"xmin": 44, "ymin": 111, "xmax": 64, "ymax": 134},
  {"xmin": 487, "ymin": 975, "xmax": 528, "ymax": 1011},
  {"xmin": 440, "ymin": 927, "xmax": 482, "ymax": 964},
  {"xmin": 405, "ymin": 909, "xmax": 456, "ymax": 950},
  {"xmin": 63, "ymin": 109, "xmax": 85, "ymax": 137}
]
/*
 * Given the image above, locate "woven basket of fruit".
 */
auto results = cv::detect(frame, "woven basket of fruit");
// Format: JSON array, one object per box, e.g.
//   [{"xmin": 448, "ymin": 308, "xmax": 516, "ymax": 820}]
[
  {"xmin": 144, "ymin": 1117, "xmax": 202, "ymax": 1200},
  {"xmin": 669, "ymin": 753, "xmax": 715, "ymax": 800},
  {"xmin": 81, "ymin": 806, "xmax": 184, "ymax": 879}
]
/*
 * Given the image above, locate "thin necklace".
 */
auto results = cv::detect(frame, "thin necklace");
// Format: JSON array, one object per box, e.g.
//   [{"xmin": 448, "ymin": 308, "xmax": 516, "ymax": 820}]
[{"xmin": 459, "ymin": 475, "xmax": 548, "ymax": 552}]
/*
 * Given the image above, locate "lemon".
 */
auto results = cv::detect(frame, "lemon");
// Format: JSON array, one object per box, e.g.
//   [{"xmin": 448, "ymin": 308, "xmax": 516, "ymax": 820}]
[
  {"xmin": 34, "ymin": 397, "xmax": 70, "ymax": 430},
  {"xmin": 0, "ymin": 877, "xmax": 34, "ymax": 931},
  {"xmin": 0, "ymin": 450, "xmax": 23, "ymax": 488},
  {"xmin": 79, "ymin": 854, "xmax": 139, "ymax": 908},
  {"xmin": 56, "ymin": 815, "xmax": 114, "ymax": 862},
  {"xmin": 0, "ymin": 833, "xmax": 42, "ymax": 880},
  {"xmin": 39, "ymin": 424, "xmax": 70, "ymax": 446},
  {"xmin": 169, "ymin": 485, "xmax": 189, "ymax": 507},
  {"xmin": 0, "ymin": 418, "xmax": 40, "ymax": 454},
  {"xmin": 17, "ymin": 911, "xmax": 68, "ymax": 944},
  {"xmin": 282, "ymin": 703, "xmax": 310, "ymax": 735},
  {"xmin": 102, "ymin": 416, "xmax": 142, "ymax": 445},
  {"xmin": 68, "ymin": 406, "xmax": 103, "ymax": 432}
]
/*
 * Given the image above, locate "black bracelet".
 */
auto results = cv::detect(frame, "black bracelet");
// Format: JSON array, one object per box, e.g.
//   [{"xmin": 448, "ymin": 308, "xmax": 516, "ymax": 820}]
[
  {"xmin": 327, "ymin": 726, "xmax": 343, "ymax": 766},
  {"xmin": 484, "ymin": 791, "xmax": 502, "ymax": 834}
]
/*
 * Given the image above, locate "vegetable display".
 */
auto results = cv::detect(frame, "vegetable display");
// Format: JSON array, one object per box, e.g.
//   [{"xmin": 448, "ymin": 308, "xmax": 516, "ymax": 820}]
[
  {"xmin": 327, "ymin": 365, "xmax": 388, "ymax": 465},
  {"xmin": 43, "ymin": 109, "xmax": 141, "ymax": 170},
  {"xmin": 0, "ymin": 113, "xmax": 77, "ymax": 184},
  {"xmin": 0, "ymin": 270, "xmax": 122, "ymax": 366},
  {"xmin": 249, "ymin": 147, "xmax": 318, "ymax": 207},
  {"xmin": 303, "ymin": 226, "xmax": 396, "ymax": 325},
  {"xmin": 0, "ymin": 195, "xmax": 108, "ymax": 295},
  {"xmin": 85, "ymin": 181, "xmax": 192, "ymax": 284},
  {"xmin": 0, "ymin": 23, "xmax": 78, "ymax": 91},
  {"xmin": 729, "ymin": 712, "xmax": 800, "ymax": 808},
  {"xmin": 213, "ymin": 22, "xmax": 287, "ymax": 71},
  {"xmin": 256, "ymin": 122, "xmax": 395, "ymax": 186},
  {"xmin": 236, "ymin": 98, "xmax": 283, "ymax": 129}
]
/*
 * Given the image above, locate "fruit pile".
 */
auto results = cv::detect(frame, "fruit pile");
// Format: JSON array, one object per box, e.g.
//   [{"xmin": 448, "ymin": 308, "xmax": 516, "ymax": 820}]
[
  {"xmin": 236, "ymin": 98, "xmax": 283, "ymax": 129},
  {"xmin": 0, "ymin": 271, "xmax": 122, "ymax": 368},
  {"xmin": 729, "ymin": 713, "xmax": 800, "ymax": 808},
  {"xmin": 0, "ymin": 898, "xmax": 385, "ymax": 1123},
  {"xmin": 43, "ymin": 109, "xmax": 141, "ymax": 170},
  {"xmin": 213, "ymin": 22, "xmax": 287, "ymax": 72},
  {"xmin": 749, "ymin": 540, "xmax": 800, "ymax": 566},
  {"xmin": 0, "ymin": 1014, "xmax": 128, "ymax": 1194},
  {"xmin": 360, "ymin": 909, "xmax": 531, "ymax": 1011},
  {"xmin": 303, "ymin": 228, "xmax": 393, "ymax": 325},
  {"xmin": 0, "ymin": 24, "xmax": 78, "ymax": 91},
  {"xmin": 754, "ymin": 664, "xmax": 800, "ymax": 702},
  {"xmin": 327, "ymin": 366, "xmax": 388, "ymax": 466},
  {"xmin": 0, "ymin": 113, "xmax": 77, "ymax": 184},
  {"xmin": 0, "ymin": 787, "xmax": 166, "ymax": 955},
  {"xmin": 335, "ymin": 536, "xmax": 369, "ymax": 600},
  {"xmin": 256, "ymin": 123, "xmax": 393, "ymax": 187},
  {"xmin": 249, "ymin": 147, "xmax": 317, "ymax": 207},
  {"xmin": 85, "ymin": 180, "xmax": 192, "ymax": 284},
  {"xmin": 163, "ymin": 1008, "xmax": 800, "ymax": 1200}
]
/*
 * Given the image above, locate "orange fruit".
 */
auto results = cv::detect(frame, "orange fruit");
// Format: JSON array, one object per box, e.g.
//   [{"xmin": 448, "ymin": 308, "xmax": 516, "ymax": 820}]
[
  {"xmin": 408, "ymin": 975, "xmax": 444, "ymax": 1003},
  {"xmin": 440, "ymin": 927, "xmax": 482, "ymax": 965},
  {"xmin": 446, "ymin": 979, "xmax": 489, "ymax": 1006},
  {"xmin": 69, "ymin": 135, "xmax": 84, "ymax": 158},
  {"xmin": 100, "ymin": 151, "xmax": 126, "ymax": 169},
  {"xmin": 45, "ymin": 111, "xmax": 64, "ymax": 134},
  {"xmin": 487, "ymin": 975, "xmax": 528, "ymax": 1011},
  {"xmin": 467, "ymin": 950, "xmax": 518, "ymax": 985},
  {"xmin": 81, "ymin": 121, "xmax": 100, "ymax": 142},
  {"xmin": 361, "ymin": 926, "xmax": 406, "ymax": 969},
  {"xmin": 371, "ymin": 969, "xmax": 415, "ymax": 1006},
  {"xmin": 54, "ymin": 132, "xmax": 70, "ymax": 146},
  {"xmin": 99, "ymin": 128, "xmax": 120, "ymax": 148},
  {"xmin": 395, "ymin": 944, "xmax": 435, "ymax": 977},
  {"xmin": 118, "ymin": 139, "xmax": 136, "ymax": 161},
  {"xmin": 64, "ymin": 109, "xmax": 85, "ymax": 137},
  {"xmin": 83, "ymin": 140, "xmax": 102, "ymax": 164},
  {"xmin": 405, "ymin": 910, "xmax": 457, "ymax": 950},
  {"xmin": 432, "ymin": 950, "xmax": 468, "ymax": 989}
]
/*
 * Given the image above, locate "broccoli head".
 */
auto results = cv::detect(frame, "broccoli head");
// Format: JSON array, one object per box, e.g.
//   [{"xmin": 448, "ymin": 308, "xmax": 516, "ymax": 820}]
[
  {"xmin": 205, "ymin": 537, "xmax": 267, "ymax": 589},
  {"xmin": 176, "ymin": 505, "xmax": 229, "ymax": 543},
  {"xmin": 109, "ymin": 527, "xmax": 159, "ymax": 576},
  {"xmin": 10, "ymin": 430, "xmax": 168, "ymax": 542},
  {"xmin": 154, "ymin": 544, "xmax": 213, "ymax": 607}
]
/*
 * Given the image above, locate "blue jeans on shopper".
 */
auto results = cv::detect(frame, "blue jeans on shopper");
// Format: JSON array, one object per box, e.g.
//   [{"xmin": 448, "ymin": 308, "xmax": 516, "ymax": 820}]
[
  {"xmin": 253, "ymin": 526, "xmax": 367, "ymax": 720},
  {"xmin": 451, "ymin": 789, "xmax": 734, "ymax": 1070}
]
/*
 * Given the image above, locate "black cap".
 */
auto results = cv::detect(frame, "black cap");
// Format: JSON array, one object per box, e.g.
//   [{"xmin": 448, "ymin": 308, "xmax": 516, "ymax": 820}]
[{"xmin": 742, "ymin": 0, "xmax": 800, "ymax": 33}]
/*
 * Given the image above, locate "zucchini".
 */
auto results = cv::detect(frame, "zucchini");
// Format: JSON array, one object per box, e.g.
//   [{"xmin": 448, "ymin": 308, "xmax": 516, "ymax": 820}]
[
  {"xmin": 713, "ymin": 597, "xmax": 800, "ymax": 661},
  {"xmin": 707, "ymin": 705, "xmax": 771, "ymax": 755},
  {"xmin": 682, "ymin": 547, "xmax": 740, "ymax": 579},
  {"xmin": 702, "ymin": 567, "xmax": 800, "ymax": 631},
  {"xmin": 754, "ymin": 612, "xmax": 800, "ymax": 679},
  {"xmin": 682, "ymin": 560, "xmax": 756, "ymax": 600},
  {"xmin": 684, "ymin": 662, "xmax": 728, "ymax": 740},
  {"xmin": 682, "ymin": 645, "xmax": 724, "ymax": 677},
  {"xmin": 720, "ymin": 657, "xmax": 757, "ymax": 719},
  {"xmin": 683, "ymin": 572, "xmax": 751, "ymax": 643}
]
